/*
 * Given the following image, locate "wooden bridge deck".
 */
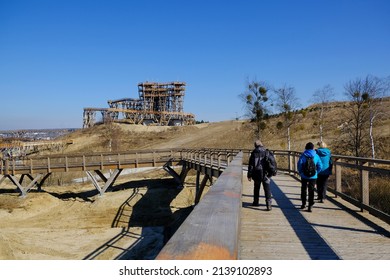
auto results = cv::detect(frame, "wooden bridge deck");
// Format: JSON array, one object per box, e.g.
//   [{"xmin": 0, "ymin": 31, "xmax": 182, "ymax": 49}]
[{"xmin": 240, "ymin": 172, "xmax": 390, "ymax": 260}]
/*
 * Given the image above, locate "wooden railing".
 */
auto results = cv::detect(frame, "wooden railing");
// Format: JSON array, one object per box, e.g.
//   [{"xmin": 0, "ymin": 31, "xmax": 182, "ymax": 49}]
[
  {"xmin": 0, "ymin": 149, "xmax": 182, "ymax": 175},
  {"xmin": 0, "ymin": 148, "xmax": 242, "ymax": 197},
  {"xmin": 156, "ymin": 151, "xmax": 243, "ymax": 260}
]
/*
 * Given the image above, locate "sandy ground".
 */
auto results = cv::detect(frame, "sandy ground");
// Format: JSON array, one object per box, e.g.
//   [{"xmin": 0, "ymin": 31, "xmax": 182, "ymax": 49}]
[{"xmin": 0, "ymin": 168, "xmax": 196, "ymax": 260}]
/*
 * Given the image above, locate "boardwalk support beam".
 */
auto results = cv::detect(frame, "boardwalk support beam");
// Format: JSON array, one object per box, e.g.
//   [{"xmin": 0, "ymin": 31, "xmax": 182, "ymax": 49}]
[
  {"xmin": 163, "ymin": 160, "xmax": 185, "ymax": 188},
  {"xmin": 86, "ymin": 169, "xmax": 123, "ymax": 196},
  {"xmin": 5, "ymin": 173, "xmax": 51, "ymax": 197}
]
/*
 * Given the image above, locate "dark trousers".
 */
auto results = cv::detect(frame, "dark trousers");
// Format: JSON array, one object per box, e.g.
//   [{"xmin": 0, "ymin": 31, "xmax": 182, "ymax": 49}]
[
  {"xmin": 301, "ymin": 178, "xmax": 316, "ymax": 206},
  {"xmin": 253, "ymin": 177, "xmax": 271, "ymax": 204},
  {"xmin": 316, "ymin": 174, "xmax": 329, "ymax": 200}
]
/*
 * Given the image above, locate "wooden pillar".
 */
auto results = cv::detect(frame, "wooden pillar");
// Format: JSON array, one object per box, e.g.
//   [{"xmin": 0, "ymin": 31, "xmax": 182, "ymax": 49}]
[
  {"xmin": 288, "ymin": 151, "xmax": 292, "ymax": 175},
  {"xmin": 360, "ymin": 162, "xmax": 369, "ymax": 212},
  {"xmin": 196, "ymin": 170, "xmax": 200, "ymax": 202},
  {"xmin": 195, "ymin": 174, "xmax": 210, "ymax": 205},
  {"xmin": 335, "ymin": 159, "xmax": 342, "ymax": 198}
]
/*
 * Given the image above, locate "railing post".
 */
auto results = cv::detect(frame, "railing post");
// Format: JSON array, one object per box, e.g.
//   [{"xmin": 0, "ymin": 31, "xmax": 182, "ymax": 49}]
[
  {"xmin": 65, "ymin": 157, "xmax": 69, "ymax": 172},
  {"xmin": 292, "ymin": 152, "xmax": 297, "ymax": 175},
  {"xmin": 4, "ymin": 160, "xmax": 9, "ymax": 175},
  {"xmin": 82, "ymin": 155, "xmax": 86, "ymax": 171},
  {"xmin": 360, "ymin": 161, "xmax": 369, "ymax": 212},
  {"xmin": 335, "ymin": 158, "xmax": 341, "ymax": 197},
  {"xmin": 47, "ymin": 157, "xmax": 51, "ymax": 173}
]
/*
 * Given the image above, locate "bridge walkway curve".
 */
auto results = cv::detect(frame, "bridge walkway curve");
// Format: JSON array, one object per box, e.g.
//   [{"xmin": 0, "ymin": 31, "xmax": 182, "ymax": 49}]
[{"xmin": 240, "ymin": 172, "xmax": 390, "ymax": 260}]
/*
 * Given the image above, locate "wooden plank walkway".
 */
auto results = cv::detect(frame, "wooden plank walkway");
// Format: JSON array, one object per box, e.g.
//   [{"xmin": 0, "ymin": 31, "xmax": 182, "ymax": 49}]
[{"xmin": 240, "ymin": 172, "xmax": 390, "ymax": 260}]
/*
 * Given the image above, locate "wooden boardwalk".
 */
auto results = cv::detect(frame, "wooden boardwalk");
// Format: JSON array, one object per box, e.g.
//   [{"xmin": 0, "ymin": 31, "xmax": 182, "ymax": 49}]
[{"xmin": 240, "ymin": 172, "xmax": 390, "ymax": 260}]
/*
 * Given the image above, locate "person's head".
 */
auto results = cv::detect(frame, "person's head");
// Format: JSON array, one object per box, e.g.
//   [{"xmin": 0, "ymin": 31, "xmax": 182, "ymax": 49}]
[
  {"xmin": 317, "ymin": 141, "xmax": 327, "ymax": 148},
  {"xmin": 305, "ymin": 142, "xmax": 314, "ymax": 150},
  {"xmin": 254, "ymin": 140, "xmax": 263, "ymax": 148}
]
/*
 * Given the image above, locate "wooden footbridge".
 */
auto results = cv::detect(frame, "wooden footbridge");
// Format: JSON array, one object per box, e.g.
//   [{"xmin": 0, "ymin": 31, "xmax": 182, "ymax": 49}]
[{"xmin": 1, "ymin": 148, "xmax": 390, "ymax": 260}]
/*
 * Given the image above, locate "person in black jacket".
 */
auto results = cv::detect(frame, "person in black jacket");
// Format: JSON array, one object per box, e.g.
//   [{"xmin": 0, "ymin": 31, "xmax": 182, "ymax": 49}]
[{"xmin": 247, "ymin": 140, "xmax": 276, "ymax": 211}]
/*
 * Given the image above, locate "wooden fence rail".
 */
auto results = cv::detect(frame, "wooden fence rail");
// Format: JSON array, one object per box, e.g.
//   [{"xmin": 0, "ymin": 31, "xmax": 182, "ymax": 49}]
[{"xmin": 156, "ymin": 152, "xmax": 243, "ymax": 260}]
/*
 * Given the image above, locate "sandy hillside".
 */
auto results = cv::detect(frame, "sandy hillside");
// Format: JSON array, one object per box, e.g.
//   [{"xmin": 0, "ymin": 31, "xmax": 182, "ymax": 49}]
[{"xmin": 0, "ymin": 168, "xmax": 198, "ymax": 260}]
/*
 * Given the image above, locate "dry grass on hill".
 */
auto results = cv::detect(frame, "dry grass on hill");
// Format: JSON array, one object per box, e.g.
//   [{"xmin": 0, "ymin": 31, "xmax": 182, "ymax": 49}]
[{"xmin": 59, "ymin": 98, "xmax": 390, "ymax": 158}]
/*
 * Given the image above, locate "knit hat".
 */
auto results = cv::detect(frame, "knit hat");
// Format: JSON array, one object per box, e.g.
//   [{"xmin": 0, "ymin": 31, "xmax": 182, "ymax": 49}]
[{"xmin": 305, "ymin": 142, "xmax": 314, "ymax": 150}]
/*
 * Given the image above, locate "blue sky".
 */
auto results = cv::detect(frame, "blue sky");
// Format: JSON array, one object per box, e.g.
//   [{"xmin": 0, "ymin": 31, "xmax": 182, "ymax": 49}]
[{"xmin": 1, "ymin": 0, "xmax": 389, "ymax": 130}]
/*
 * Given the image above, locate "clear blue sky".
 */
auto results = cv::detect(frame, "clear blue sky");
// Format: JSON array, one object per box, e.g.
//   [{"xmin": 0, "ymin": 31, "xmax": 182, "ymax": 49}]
[{"xmin": 1, "ymin": 0, "xmax": 389, "ymax": 130}]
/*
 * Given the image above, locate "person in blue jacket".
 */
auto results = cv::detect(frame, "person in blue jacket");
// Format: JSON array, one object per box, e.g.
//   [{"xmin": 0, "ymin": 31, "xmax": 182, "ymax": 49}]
[
  {"xmin": 297, "ymin": 142, "xmax": 322, "ymax": 212},
  {"xmin": 316, "ymin": 141, "xmax": 332, "ymax": 203}
]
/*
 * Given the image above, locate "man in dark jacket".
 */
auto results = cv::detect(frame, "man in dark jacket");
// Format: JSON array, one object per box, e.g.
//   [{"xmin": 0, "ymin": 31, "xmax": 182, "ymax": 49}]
[{"xmin": 247, "ymin": 140, "xmax": 276, "ymax": 211}]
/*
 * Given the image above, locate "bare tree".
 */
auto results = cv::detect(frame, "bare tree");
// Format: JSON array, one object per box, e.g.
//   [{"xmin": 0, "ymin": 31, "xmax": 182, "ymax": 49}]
[
  {"xmin": 101, "ymin": 114, "xmax": 121, "ymax": 152},
  {"xmin": 273, "ymin": 85, "xmax": 300, "ymax": 150},
  {"xmin": 342, "ymin": 75, "xmax": 389, "ymax": 158},
  {"xmin": 239, "ymin": 79, "xmax": 270, "ymax": 139},
  {"xmin": 313, "ymin": 84, "xmax": 335, "ymax": 142},
  {"xmin": 361, "ymin": 76, "xmax": 390, "ymax": 159}
]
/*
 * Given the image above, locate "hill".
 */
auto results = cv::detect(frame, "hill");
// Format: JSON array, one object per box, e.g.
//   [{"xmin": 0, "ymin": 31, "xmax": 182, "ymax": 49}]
[{"xmin": 58, "ymin": 98, "xmax": 390, "ymax": 159}]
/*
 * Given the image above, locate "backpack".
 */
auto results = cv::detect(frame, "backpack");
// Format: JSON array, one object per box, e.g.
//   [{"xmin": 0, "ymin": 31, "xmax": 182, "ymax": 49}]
[
  {"xmin": 249, "ymin": 150, "xmax": 266, "ymax": 180},
  {"xmin": 265, "ymin": 150, "xmax": 277, "ymax": 176},
  {"xmin": 303, "ymin": 155, "xmax": 316, "ymax": 177},
  {"xmin": 254, "ymin": 153, "xmax": 265, "ymax": 171}
]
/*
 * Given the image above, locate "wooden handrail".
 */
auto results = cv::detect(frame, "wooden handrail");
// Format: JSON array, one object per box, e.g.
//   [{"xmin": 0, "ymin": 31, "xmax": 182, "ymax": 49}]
[{"xmin": 156, "ymin": 152, "xmax": 243, "ymax": 260}]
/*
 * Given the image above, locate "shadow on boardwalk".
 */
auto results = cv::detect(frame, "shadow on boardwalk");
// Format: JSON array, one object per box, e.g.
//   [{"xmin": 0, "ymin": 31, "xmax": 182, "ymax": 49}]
[
  {"xmin": 241, "ymin": 173, "xmax": 390, "ymax": 260},
  {"xmin": 269, "ymin": 179, "xmax": 340, "ymax": 259}
]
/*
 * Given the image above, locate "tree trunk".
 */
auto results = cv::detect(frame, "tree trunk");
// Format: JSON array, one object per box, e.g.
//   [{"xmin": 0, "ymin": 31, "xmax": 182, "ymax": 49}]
[
  {"xmin": 287, "ymin": 126, "xmax": 291, "ymax": 150},
  {"xmin": 369, "ymin": 113, "xmax": 376, "ymax": 159},
  {"xmin": 319, "ymin": 106, "xmax": 324, "ymax": 142}
]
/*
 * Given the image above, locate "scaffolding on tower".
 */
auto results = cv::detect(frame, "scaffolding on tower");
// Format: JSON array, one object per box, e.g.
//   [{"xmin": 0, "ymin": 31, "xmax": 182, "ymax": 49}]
[{"xmin": 83, "ymin": 82, "xmax": 195, "ymax": 128}]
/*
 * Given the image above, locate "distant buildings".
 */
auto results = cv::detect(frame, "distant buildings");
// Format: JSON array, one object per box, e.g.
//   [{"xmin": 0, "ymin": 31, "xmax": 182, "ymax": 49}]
[{"xmin": 83, "ymin": 81, "xmax": 195, "ymax": 128}]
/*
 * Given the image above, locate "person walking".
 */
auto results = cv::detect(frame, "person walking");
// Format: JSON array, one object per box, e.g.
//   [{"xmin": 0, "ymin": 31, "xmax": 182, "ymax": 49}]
[
  {"xmin": 316, "ymin": 141, "xmax": 332, "ymax": 203},
  {"xmin": 297, "ymin": 142, "xmax": 322, "ymax": 212},
  {"xmin": 247, "ymin": 140, "xmax": 277, "ymax": 211}
]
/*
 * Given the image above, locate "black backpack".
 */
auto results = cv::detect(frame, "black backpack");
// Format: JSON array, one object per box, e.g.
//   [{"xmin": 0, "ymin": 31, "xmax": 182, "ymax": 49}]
[
  {"xmin": 254, "ymin": 152, "xmax": 265, "ymax": 171},
  {"xmin": 265, "ymin": 150, "xmax": 277, "ymax": 176},
  {"xmin": 303, "ymin": 155, "xmax": 316, "ymax": 177}
]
